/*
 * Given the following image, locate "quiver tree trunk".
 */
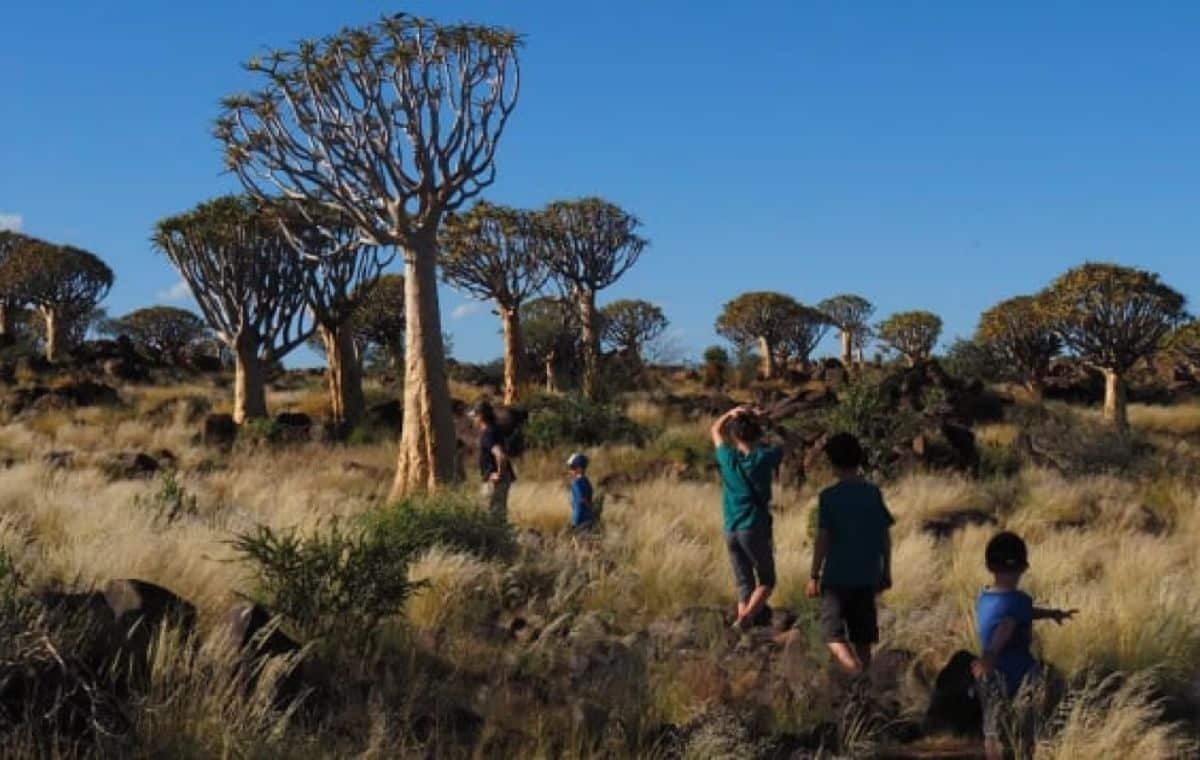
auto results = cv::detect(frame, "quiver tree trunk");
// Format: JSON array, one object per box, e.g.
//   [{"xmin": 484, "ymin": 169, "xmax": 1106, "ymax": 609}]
[
  {"xmin": 840, "ymin": 330, "xmax": 854, "ymax": 368},
  {"xmin": 758, "ymin": 336, "xmax": 776, "ymax": 380},
  {"xmin": 1026, "ymin": 375, "xmax": 1046, "ymax": 403},
  {"xmin": 319, "ymin": 323, "xmax": 365, "ymax": 428},
  {"xmin": 232, "ymin": 328, "xmax": 268, "ymax": 423},
  {"xmin": 391, "ymin": 236, "xmax": 459, "ymax": 498},
  {"xmin": 545, "ymin": 349, "xmax": 558, "ymax": 393},
  {"xmin": 0, "ymin": 303, "xmax": 11, "ymax": 348},
  {"xmin": 41, "ymin": 307, "xmax": 63, "ymax": 363},
  {"xmin": 578, "ymin": 289, "xmax": 599, "ymax": 399},
  {"xmin": 500, "ymin": 306, "xmax": 523, "ymax": 405},
  {"xmin": 1102, "ymin": 368, "xmax": 1129, "ymax": 434}
]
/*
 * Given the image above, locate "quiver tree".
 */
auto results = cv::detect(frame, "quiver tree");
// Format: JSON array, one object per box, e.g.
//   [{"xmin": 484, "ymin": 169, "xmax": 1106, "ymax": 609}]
[
  {"xmin": 105, "ymin": 306, "xmax": 211, "ymax": 363},
  {"xmin": 877, "ymin": 311, "xmax": 942, "ymax": 366},
  {"xmin": 522, "ymin": 296, "xmax": 578, "ymax": 392},
  {"xmin": 440, "ymin": 202, "xmax": 549, "ymax": 404},
  {"xmin": 1165, "ymin": 320, "xmax": 1200, "ymax": 368},
  {"xmin": 0, "ymin": 230, "xmax": 36, "ymax": 346},
  {"xmin": 976, "ymin": 296, "xmax": 1061, "ymax": 399},
  {"xmin": 714, "ymin": 291, "xmax": 804, "ymax": 380},
  {"xmin": 351, "ymin": 274, "xmax": 406, "ymax": 373},
  {"xmin": 542, "ymin": 198, "xmax": 647, "ymax": 399},
  {"xmin": 600, "ymin": 299, "xmax": 668, "ymax": 369},
  {"xmin": 776, "ymin": 304, "xmax": 831, "ymax": 369},
  {"xmin": 819, "ymin": 294, "xmax": 875, "ymax": 367},
  {"xmin": 271, "ymin": 202, "xmax": 389, "ymax": 428},
  {"xmin": 1041, "ymin": 263, "xmax": 1187, "ymax": 432},
  {"xmin": 153, "ymin": 196, "xmax": 311, "ymax": 423},
  {"xmin": 218, "ymin": 13, "xmax": 521, "ymax": 496},
  {"xmin": 0, "ymin": 240, "xmax": 113, "ymax": 362}
]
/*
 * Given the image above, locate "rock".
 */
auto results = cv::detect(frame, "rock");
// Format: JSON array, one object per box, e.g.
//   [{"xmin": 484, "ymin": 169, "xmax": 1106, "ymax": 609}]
[
  {"xmin": 103, "ymin": 579, "xmax": 197, "ymax": 684},
  {"xmin": 54, "ymin": 380, "xmax": 120, "ymax": 407},
  {"xmin": 99, "ymin": 452, "xmax": 161, "ymax": 480},
  {"xmin": 920, "ymin": 508, "xmax": 998, "ymax": 539},
  {"xmin": 43, "ymin": 450, "xmax": 74, "ymax": 470},
  {"xmin": 202, "ymin": 413, "xmax": 237, "ymax": 448},
  {"xmin": 923, "ymin": 649, "xmax": 983, "ymax": 737},
  {"xmin": 213, "ymin": 602, "xmax": 306, "ymax": 703},
  {"xmin": 365, "ymin": 400, "xmax": 403, "ymax": 432},
  {"xmin": 274, "ymin": 412, "xmax": 313, "ymax": 442},
  {"xmin": 102, "ymin": 357, "xmax": 146, "ymax": 382},
  {"xmin": 32, "ymin": 591, "xmax": 118, "ymax": 670}
]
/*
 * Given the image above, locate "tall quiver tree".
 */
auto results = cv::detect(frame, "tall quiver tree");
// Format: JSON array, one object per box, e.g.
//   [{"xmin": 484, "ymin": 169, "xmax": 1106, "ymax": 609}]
[
  {"xmin": 819, "ymin": 295, "xmax": 874, "ymax": 368},
  {"xmin": 153, "ymin": 196, "xmax": 310, "ymax": 423},
  {"xmin": 0, "ymin": 231, "xmax": 35, "ymax": 346},
  {"xmin": 542, "ymin": 198, "xmax": 647, "ymax": 399},
  {"xmin": 600, "ymin": 299, "xmax": 668, "ymax": 369},
  {"xmin": 714, "ymin": 292, "xmax": 804, "ymax": 380},
  {"xmin": 218, "ymin": 13, "xmax": 521, "ymax": 496},
  {"xmin": 1041, "ymin": 263, "xmax": 1187, "ymax": 432},
  {"xmin": 877, "ymin": 310, "xmax": 942, "ymax": 366},
  {"xmin": 441, "ymin": 203, "xmax": 549, "ymax": 404},
  {"xmin": 272, "ymin": 202, "xmax": 388, "ymax": 428},
  {"xmin": 0, "ymin": 241, "xmax": 113, "ymax": 362},
  {"xmin": 976, "ymin": 296, "xmax": 1060, "ymax": 400}
]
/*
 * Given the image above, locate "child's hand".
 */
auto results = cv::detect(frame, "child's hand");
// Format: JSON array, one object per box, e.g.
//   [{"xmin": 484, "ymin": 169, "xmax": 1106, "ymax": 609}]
[
  {"xmin": 1050, "ymin": 608, "xmax": 1078, "ymax": 625},
  {"xmin": 805, "ymin": 578, "xmax": 820, "ymax": 599},
  {"xmin": 971, "ymin": 654, "xmax": 995, "ymax": 680}
]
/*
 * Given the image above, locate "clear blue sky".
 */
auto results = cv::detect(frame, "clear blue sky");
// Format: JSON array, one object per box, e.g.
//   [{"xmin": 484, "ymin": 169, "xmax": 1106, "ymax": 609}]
[{"xmin": 3, "ymin": 1, "xmax": 1198, "ymax": 365}]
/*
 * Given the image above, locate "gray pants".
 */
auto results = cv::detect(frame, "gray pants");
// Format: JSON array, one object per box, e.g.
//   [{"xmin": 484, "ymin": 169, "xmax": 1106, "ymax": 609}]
[
  {"xmin": 724, "ymin": 524, "xmax": 776, "ymax": 603},
  {"xmin": 481, "ymin": 477, "xmax": 512, "ymax": 522}
]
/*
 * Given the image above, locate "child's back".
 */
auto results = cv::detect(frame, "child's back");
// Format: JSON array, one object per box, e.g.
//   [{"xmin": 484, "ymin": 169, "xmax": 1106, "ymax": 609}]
[
  {"xmin": 975, "ymin": 588, "xmax": 1034, "ymax": 695},
  {"xmin": 570, "ymin": 475, "xmax": 594, "ymax": 529},
  {"xmin": 817, "ymin": 479, "xmax": 893, "ymax": 587}
]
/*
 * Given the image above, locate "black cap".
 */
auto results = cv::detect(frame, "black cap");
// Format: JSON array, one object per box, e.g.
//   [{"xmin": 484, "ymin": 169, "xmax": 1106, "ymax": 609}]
[{"xmin": 985, "ymin": 531, "xmax": 1029, "ymax": 572}]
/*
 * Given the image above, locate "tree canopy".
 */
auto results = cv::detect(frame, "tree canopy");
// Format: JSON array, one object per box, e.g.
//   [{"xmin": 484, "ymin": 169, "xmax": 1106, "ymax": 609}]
[
  {"xmin": 440, "ymin": 202, "xmax": 549, "ymax": 308},
  {"xmin": 1165, "ymin": 320, "xmax": 1200, "ymax": 366},
  {"xmin": 105, "ymin": 306, "xmax": 211, "ymax": 360},
  {"xmin": 976, "ymin": 295, "xmax": 1061, "ymax": 392},
  {"xmin": 351, "ymin": 274, "xmax": 406, "ymax": 371},
  {"xmin": 600, "ymin": 299, "xmax": 668, "ymax": 362},
  {"xmin": 715, "ymin": 291, "xmax": 805, "ymax": 378},
  {"xmin": 776, "ymin": 304, "xmax": 831, "ymax": 366},
  {"xmin": 877, "ymin": 310, "xmax": 942, "ymax": 364},
  {"xmin": 819, "ymin": 294, "xmax": 874, "ymax": 365}
]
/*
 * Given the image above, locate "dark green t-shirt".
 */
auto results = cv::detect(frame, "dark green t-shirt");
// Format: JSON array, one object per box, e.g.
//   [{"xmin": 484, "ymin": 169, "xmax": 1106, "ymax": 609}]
[
  {"xmin": 716, "ymin": 443, "xmax": 782, "ymax": 532},
  {"xmin": 817, "ymin": 479, "xmax": 895, "ymax": 588}
]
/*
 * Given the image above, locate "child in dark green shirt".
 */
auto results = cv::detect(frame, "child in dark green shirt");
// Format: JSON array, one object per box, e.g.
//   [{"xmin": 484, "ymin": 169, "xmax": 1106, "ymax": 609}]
[{"xmin": 807, "ymin": 433, "xmax": 894, "ymax": 677}]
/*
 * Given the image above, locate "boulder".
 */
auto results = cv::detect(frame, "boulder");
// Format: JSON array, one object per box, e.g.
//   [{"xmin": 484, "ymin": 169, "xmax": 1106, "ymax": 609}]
[
  {"xmin": 103, "ymin": 579, "xmax": 197, "ymax": 684},
  {"xmin": 365, "ymin": 400, "xmax": 403, "ymax": 432},
  {"xmin": 53, "ymin": 380, "xmax": 120, "ymax": 408},
  {"xmin": 99, "ymin": 452, "xmax": 161, "ymax": 480},
  {"xmin": 273, "ymin": 412, "xmax": 313, "ymax": 443},
  {"xmin": 43, "ymin": 450, "xmax": 74, "ymax": 470},
  {"xmin": 213, "ymin": 601, "xmax": 306, "ymax": 704},
  {"xmin": 202, "ymin": 413, "xmax": 237, "ymax": 448},
  {"xmin": 920, "ymin": 509, "xmax": 998, "ymax": 539},
  {"xmin": 923, "ymin": 650, "xmax": 983, "ymax": 737}
]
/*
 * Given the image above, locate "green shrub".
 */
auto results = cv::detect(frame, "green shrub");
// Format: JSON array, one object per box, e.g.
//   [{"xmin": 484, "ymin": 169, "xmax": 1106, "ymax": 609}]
[
  {"xmin": 136, "ymin": 471, "xmax": 199, "ymax": 525},
  {"xmin": 522, "ymin": 393, "xmax": 646, "ymax": 450},
  {"xmin": 363, "ymin": 491, "xmax": 516, "ymax": 562},
  {"xmin": 822, "ymin": 377, "xmax": 921, "ymax": 479},
  {"xmin": 230, "ymin": 519, "xmax": 419, "ymax": 639}
]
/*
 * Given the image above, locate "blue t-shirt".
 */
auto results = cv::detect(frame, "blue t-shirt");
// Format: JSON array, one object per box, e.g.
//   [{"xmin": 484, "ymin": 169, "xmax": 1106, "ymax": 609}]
[
  {"xmin": 570, "ymin": 476, "xmax": 594, "ymax": 528},
  {"xmin": 976, "ymin": 588, "xmax": 1036, "ymax": 696},
  {"xmin": 715, "ymin": 444, "xmax": 783, "ymax": 532},
  {"xmin": 817, "ymin": 480, "xmax": 894, "ymax": 588}
]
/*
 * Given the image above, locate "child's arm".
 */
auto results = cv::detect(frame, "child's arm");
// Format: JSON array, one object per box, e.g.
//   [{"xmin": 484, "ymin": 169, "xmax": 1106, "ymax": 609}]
[
  {"xmin": 972, "ymin": 617, "xmax": 1018, "ymax": 677},
  {"xmin": 1033, "ymin": 607, "xmax": 1078, "ymax": 625},
  {"xmin": 806, "ymin": 529, "xmax": 830, "ymax": 598}
]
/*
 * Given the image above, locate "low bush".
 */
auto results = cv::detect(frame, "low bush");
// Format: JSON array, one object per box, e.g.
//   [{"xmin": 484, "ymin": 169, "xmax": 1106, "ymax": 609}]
[
  {"xmin": 822, "ymin": 377, "xmax": 921, "ymax": 478},
  {"xmin": 522, "ymin": 393, "xmax": 646, "ymax": 450},
  {"xmin": 364, "ymin": 491, "xmax": 517, "ymax": 562}
]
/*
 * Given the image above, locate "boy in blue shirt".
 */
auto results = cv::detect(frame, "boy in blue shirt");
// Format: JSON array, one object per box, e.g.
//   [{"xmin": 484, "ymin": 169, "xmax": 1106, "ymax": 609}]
[
  {"xmin": 807, "ymin": 433, "xmax": 894, "ymax": 677},
  {"xmin": 566, "ymin": 453, "xmax": 595, "ymax": 531},
  {"xmin": 973, "ymin": 532, "xmax": 1076, "ymax": 760}
]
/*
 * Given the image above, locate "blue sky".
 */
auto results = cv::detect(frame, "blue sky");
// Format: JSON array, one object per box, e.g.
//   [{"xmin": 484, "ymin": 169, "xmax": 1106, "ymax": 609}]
[{"xmin": 3, "ymin": 1, "xmax": 1198, "ymax": 365}]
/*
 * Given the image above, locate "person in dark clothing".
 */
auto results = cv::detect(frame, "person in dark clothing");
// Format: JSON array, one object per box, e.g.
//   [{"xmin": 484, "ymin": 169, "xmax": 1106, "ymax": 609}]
[
  {"xmin": 807, "ymin": 433, "xmax": 894, "ymax": 676},
  {"xmin": 471, "ymin": 402, "xmax": 513, "ymax": 521},
  {"xmin": 566, "ymin": 452, "xmax": 595, "ymax": 530},
  {"xmin": 711, "ymin": 405, "xmax": 782, "ymax": 632}
]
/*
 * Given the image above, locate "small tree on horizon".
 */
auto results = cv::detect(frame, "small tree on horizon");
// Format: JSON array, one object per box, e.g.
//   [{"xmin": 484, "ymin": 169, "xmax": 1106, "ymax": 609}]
[
  {"xmin": 440, "ymin": 202, "xmax": 550, "ymax": 404},
  {"xmin": 777, "ymin": 304, "xmax": 832, "ymax": 369},
  {"xmin": 819, "ymin": 294, "xmax": 874, "ymax": 368},
  {"xmin": 153, "ymin": 196, "xmax": 311, "ymax": 423},
  {"xmin": 877, "ymin": 310, "xmax": 942, "ymax": 366},
  {"xmin": 0, "ymin": 230, "xmax": 36, "ymax": 346},
  {"xmin": 1165, "ymin": 320, "xmax": 1200, "ymax": 368},
  {"xmin": 1041, "ymin": 262, "xmax": 1187, "ymax": 432},
  {"xmin": 542, "ymin": 198, "xmax": 647, "ymax": 400},
  {"xmin": 0, "ymin": 240, "xmax": 113, "ymax": 362},
  {"xmin": 976, "ymin": 295, "xmax": 1061, "ymax": 399},
  {"xmin": 105, "ymin": 306, "xmax": 211, "ymax": 363},
  {"xmin": 714, "ymin": 291, "xmax": 804, "ymax": 380},
  {"xmin": 521, "ymin": 296, "xmax": 578, "ymax": 393},
  {"xmin": 218, "ymin": 12, "xmax": 522, "ymax": 497},
  {"xmin": 600, "ymin": 299, "xmax": 668, "ymax": 369}
]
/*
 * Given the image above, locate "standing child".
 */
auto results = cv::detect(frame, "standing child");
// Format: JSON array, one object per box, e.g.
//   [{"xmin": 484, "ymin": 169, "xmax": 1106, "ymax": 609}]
[
  {"xmin": 807, "ymin": 433, "xmax": 894, "ymax": 677},
  {"xmin": 566, "ymin": 453, "xmax": 595, "ymax": 531},
  {"xmin": 972, "ymin": 531, "xmax": 1076, "ymax": 760}
]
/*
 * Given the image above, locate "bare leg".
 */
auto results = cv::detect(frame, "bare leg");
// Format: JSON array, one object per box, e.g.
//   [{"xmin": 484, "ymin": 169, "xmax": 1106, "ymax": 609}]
[
  {"xmin": 827, "ymin": 642, "xmax": 864, "ymax": 676},
  {"xmin": 735, "ymin": 585, "xmax": 772, "ymax": 627}
]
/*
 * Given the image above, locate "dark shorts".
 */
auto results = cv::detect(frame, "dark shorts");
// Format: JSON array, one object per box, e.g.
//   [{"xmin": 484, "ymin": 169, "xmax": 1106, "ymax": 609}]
[
  {"xmin": 819, "ymin": 586, "xmax": 878, "ymax": 644},
  {"xmin": 724, "ymin": 524, "xmax": 776, "ymax": 602}
]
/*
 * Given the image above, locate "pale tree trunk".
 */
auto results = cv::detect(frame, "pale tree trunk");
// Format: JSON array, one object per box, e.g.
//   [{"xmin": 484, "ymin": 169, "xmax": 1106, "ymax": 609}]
[
  {"xmin": 391, "ymin": 235, "xmax": 458, "ymax": 498},
  {"xmin": 578, "ymin": 288, "xmax": 600, "ymax": 399},
  {"xmin": 42, "ymin": 307, "xmax": 63, "ymax": 363},
  {"xmin": 0, "ymin": 302, "xmax": 10, "ymax": 347},
  {"xmin": 232, "ymin": 329, "xmax": 268, "ymax": 424},
  {"xmin": 499, "ymin": 305, "xmax": 522, "ymax": 405},
  {"xmin": 1102, "ymin": 368, "xmax": 1129, "ymax": 434},
  {"xmin": 1026, "ymin": 375, "xmax": 1045, "ymax": 403},
  {"xmin": 545, "ymin": 351, "xmax": 558, "ymax": 393},
  {"xmin": 840, "ymin": 329, "xmax": 853, "ymax": 367},
  {"xmin": 319, "ymin": 322, "xmax": 365, "ymax": 428},
  {"xmin": 758, "ymin": 336, "xmax": 776, "ymax": 380}
]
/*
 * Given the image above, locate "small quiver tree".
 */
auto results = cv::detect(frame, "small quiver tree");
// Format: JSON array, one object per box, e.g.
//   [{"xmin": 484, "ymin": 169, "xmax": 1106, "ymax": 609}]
[
  {"xmin": 440, "ymin": 202, "xmax": 549, "ymax": 404},
  {"xmin": 776, "ymin": 304, "xmax": 831, "ymax": 371},
  {"xmin": 521, "ymin": 296, "xmax": 578, "ymax": 393},
  {"xmin": 218, "ymin": 13, "xmax": 521, "ymax": 496},
  {"xmin": 105, "ymin": 306, "xmax": 211, "ymax": 364},
  {"xmin": 1165, "ymin": 320, "xmax": 1200, "ymax": 370},
  {"xmin": 0, "ymin": 231, "xmax": 36, "ymax": 347},
  {"xmin": 976, "ymin": 295, "xmax": 1060, "ymax": 400},
  {"xmin": 818, "ymin": 294, "xmax": 875, "ymax": 368},
  {"xmin": 541, "ymin": 198, "xmax": 647, "ymax": 399},
  {"xmin": 1040, "ymin": 262, "xmax": 1187, "ymax": 432},
  {"xmin": 0, "ymin": 240, "xmax": 113, "ymax": 362},
  {"xmin": 351, "ymin": 274, "xmax": 406, "ymax": 374},
  {"xmin": 714, "ymin": 291, "xmax": 804, "ymax": 380},
  {"xmin": 600, "ymin": 298, "xmax": 668, "ymax": 372},
  {"xmin": 153, "ymin": 196, "xmax": 311, "ymax": 423},
  {"xmin": 877, "ymin": 310, "xmax": 942, "ymax": 366}
]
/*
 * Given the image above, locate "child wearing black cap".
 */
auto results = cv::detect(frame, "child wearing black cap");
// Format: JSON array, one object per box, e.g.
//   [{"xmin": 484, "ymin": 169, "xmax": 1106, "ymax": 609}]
[{"xmin": 973, "ymin": 531, "xmax": 1077, "ymax": 760}]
